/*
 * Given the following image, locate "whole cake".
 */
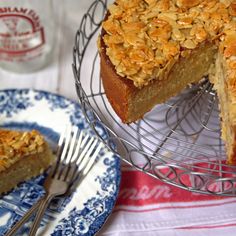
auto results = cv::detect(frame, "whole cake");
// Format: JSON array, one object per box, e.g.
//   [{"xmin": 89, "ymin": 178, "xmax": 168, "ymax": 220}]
[
  {"xmin": 0, "ymin": 129, "xmax": 54, "ymax": 194},
  {"xmin": 98, "ymin": 0, "xmax": 236, "ymax": 164}
]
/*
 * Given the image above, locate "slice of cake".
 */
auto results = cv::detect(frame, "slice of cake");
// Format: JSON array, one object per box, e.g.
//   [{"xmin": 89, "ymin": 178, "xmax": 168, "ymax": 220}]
[
  {"xmin": 98, "ymin": 0, "xmax": 236, "ymax": 164},
  {"xmin": 0, "ymin": 129, "xmax": 54, "ymax": 194}
]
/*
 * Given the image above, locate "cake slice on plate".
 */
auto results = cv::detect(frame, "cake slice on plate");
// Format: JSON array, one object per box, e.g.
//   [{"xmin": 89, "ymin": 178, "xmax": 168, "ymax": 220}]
[{"xmin": 0, "ymin": 129, "xmax": 54, "ymax": 194}]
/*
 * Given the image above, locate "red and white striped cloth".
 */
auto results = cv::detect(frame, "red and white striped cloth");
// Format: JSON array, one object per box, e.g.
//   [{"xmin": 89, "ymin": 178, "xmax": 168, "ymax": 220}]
[{"xmin": 98, "ymin": 164, "xmax": 236, "ymax": 236}]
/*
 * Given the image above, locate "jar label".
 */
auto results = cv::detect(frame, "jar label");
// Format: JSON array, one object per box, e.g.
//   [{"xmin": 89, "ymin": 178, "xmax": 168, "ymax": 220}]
[{"xmin": 0, "ymin": 7, "xmax": 45, "ymax": 62}]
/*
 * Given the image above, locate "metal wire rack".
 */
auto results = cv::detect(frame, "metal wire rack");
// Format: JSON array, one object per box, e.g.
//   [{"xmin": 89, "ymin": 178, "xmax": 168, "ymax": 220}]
[{"xmin": 72, "ymin": 0, "xmax": 236, "ymax": 196}]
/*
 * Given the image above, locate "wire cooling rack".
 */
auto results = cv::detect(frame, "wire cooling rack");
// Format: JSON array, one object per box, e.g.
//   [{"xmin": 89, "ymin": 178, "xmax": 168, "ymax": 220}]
[{"xmin": 72, "ymin": 0, "xmax": 236, "ymax": 196}]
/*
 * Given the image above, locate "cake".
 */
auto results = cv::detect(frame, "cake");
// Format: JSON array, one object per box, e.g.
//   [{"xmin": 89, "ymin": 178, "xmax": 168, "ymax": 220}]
[
  {"xmin": 98, "ymin": 0, "xmax": 236, "ymax": 164},
  {"xmin": 0, "ymin": 129, "xmax": 54, "ymax": 194}
]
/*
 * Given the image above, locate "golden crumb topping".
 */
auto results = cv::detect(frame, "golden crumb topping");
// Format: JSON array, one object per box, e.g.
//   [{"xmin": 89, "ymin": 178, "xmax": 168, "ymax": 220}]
[
  {"xmin": 0, "ymin": 129, "xmax": 46, "ymax": 172},
  {"xmin": 101, "ymin": 0, "xmax": 236, "ymax": 88}
]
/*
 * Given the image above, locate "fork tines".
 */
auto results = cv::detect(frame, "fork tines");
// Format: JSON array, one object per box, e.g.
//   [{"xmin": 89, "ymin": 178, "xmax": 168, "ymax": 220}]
[{"xmin": 52, "ymin": 126, "xmax": 103, "ymax": 185}]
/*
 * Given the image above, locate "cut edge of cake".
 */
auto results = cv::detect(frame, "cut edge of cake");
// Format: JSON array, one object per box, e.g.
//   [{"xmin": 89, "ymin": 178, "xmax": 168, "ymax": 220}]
[{"xmin": 210, "ymin": 52, "xmax": 236, "ymax": 165}]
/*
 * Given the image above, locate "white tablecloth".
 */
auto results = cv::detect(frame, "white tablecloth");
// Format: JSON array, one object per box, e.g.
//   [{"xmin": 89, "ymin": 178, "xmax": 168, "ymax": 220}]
[{"xmin": 1, "ymin": 1, "xmax": 236, "ymax": 235}]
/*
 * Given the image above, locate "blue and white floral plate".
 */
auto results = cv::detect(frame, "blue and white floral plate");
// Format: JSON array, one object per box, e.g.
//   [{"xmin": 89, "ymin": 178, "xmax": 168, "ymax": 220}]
[{"xmin": 0, "ymin": 89, "xmax": 121, "ymax": 236}]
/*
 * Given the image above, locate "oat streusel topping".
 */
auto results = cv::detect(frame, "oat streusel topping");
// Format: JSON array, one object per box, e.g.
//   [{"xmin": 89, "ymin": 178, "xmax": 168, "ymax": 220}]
[
  {"xmin": 0, "ymin": 129, "xmax": 45, "ymax": 172},
  {"xmin": 102, "ymin": 0, "xmax": 236, "ymax": 88}
]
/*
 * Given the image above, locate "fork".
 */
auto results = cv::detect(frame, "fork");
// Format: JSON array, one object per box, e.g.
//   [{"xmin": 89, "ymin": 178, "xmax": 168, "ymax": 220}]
[{"xmin": 6, "ymin": 126, "xmax": 103, "ymax": 236}]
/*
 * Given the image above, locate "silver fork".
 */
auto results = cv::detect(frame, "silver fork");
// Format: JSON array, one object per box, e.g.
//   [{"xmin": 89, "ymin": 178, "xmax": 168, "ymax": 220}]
[{"xmin": 6, "ymin": 126, "xmax": 103, "ymax": 236}]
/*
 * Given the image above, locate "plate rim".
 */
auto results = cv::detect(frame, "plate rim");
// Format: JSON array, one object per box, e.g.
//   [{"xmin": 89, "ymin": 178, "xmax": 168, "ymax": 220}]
[{"xmin": 0, "ymin": 88, "xmax": 121, "ymax": 236}]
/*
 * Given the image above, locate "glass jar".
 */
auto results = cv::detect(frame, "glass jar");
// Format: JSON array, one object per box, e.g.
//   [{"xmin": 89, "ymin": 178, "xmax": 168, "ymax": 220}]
[{"xmin": 0, "ymin": 0, "xmax": 55, "ymax": 73}]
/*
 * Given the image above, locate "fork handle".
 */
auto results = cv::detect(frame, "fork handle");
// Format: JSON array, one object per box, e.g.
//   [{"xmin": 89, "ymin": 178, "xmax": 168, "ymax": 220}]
[
  {"xmin": 5, "ymin": 198, "xmax": 43, "ymax": 236},
  {"xmin": 28, "ymin": 195, "xmax": 54, "ymax": 236}
]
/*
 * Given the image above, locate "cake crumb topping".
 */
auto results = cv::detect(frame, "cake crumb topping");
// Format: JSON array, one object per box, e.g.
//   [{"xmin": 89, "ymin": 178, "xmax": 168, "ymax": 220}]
[
  {"xmin": 102, "ymin": 0, "xmax": 236, "ymax": 88},
  {"xmin": 0, "ymin": 129, "xmax": 46, "ymax": 172}
]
